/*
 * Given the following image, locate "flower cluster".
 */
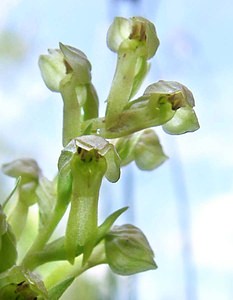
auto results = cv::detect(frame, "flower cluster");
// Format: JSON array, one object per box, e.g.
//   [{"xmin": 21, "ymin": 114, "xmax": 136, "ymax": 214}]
[{"xmin": 0, "ymin": 16, "xmax": 199, "ymax": 299}]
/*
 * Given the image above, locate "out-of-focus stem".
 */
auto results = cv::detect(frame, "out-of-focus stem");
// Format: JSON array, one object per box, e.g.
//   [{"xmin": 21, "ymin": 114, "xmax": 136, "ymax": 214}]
[{"xmin": 8, "ymin": 198, "xmax": 28, "ymax": 241}]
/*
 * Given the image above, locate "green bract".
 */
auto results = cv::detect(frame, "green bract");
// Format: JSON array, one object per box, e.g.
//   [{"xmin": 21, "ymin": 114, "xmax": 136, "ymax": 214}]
[{"xmin": 0, "ymin": 206, "xmax": 17, "ymax": 273}]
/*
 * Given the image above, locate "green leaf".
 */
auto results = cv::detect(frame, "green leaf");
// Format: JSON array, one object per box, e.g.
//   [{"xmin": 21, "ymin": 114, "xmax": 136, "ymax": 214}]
[
  {"xmin": 2, "ymin": 177, "xmax": 21, "ymax": 210},
  {"xmin": 0, "ymin": 205, "xmax": 7, "ymax": 236},
  {"xmin": 105, "ymin": 224, "xmax": 157, "ymax": 275},
  {"xmin": 0, "ymin": 227, "xmax": 17, "ymax": 273},
  {"xmin": 0, "ymin": 206, "xmax": 17, "ymax": 273},
  {"xmin": 98, "ymin": 207, "xmax": 128, "ymax": 241},
  {"xmin": 36, "ymin": 176, "xmax": 56, "ymax": 231},
  {"xmin": 48, "ymin": 277, "xmax": 75, "ymax": 300},
  {"xmin": 27, "ymin": 207, "xmax": 128, "ymax": 269}
]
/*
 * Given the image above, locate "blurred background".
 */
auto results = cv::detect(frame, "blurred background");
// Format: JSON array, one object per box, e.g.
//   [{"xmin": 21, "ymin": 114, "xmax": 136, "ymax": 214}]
[{"xmin": 0, "ymin": 0, "xmax": 233, "ymax": 299}]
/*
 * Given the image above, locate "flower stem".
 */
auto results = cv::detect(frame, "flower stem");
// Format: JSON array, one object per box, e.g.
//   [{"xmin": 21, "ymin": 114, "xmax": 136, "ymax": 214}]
[
  {"xmin": 20, "ymin": 203, "xmax": 67, "ymax": 269},
  {"xmin": 8, "ymin": 199, "xmax": 28, "ymax": 241},
  {"xmin": 45, "ymin": 242, "xmax": 106, "ymax": 290}
]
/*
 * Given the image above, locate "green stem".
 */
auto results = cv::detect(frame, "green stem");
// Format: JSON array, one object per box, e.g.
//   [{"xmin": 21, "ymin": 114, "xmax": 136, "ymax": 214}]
[
  {"xmin": 8, "ymin": 199, "xmax": 28, "ymax": 241},
  {"xmin": 45, "ymin": 242, "xmax": 106, "ymax": 290},
  {"xmin": 22, "ymin": 207, "xmax": 128, "ymax": 269},
  {"xmin": 105, "ymin": 49, "xmax": 138, "ymax": 127},
  {"xmin": 20, "ymin": 203, "xmax": 67, "ymax": 269}
]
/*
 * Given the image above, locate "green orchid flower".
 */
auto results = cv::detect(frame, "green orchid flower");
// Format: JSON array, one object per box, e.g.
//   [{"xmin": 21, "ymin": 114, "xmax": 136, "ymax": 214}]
[
  {"xmin": 105, "ymin": 17, "xmax": 160, "ymax": 127},
  {"xmin": 2, "ymin": 159, "xmax": 41, "ymax": 240},
  {"xmin": 145, "ymin": 80, "xmax": 200, "ymax": 134},
  {"xmin": 58, "ymin": 135, "xmax": 120, "ymax": 264},
  {"xmin": 39, "ymin": 43, "xmax": 99, "ymax": 146}
]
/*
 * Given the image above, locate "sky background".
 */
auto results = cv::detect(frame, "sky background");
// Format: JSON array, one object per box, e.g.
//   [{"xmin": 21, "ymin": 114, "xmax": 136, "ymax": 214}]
[{"xmin": 0, "ymin": 0, "xmax": 233, "ymax": 299}]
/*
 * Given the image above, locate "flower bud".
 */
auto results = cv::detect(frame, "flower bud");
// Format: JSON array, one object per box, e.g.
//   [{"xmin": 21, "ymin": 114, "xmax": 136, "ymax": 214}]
[{"xmin": 105, "ymin": 224, "xmax": 157, "ymax": 275}]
